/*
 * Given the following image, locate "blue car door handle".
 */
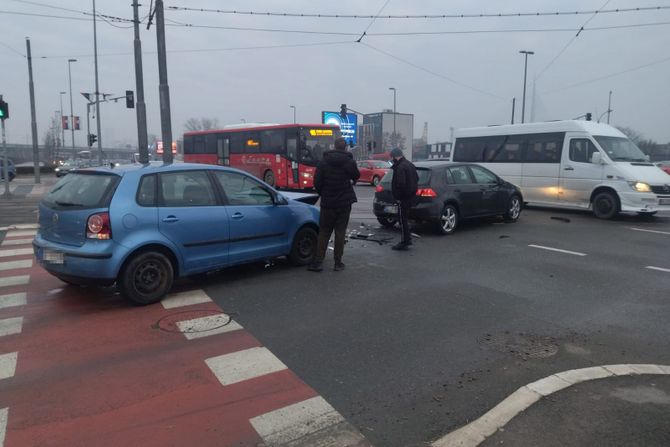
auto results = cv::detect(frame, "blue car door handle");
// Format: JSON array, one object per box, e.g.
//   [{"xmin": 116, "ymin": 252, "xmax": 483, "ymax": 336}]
[
  {"xmin": 231, "ymin": 212, "xmax": 244, "ymax": 220},
  {"xmin": 162, "ymin": 215, "xmax": 180, "ymax": 223}
]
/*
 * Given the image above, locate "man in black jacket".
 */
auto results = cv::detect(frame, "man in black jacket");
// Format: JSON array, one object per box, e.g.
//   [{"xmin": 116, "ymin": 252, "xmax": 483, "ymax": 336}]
[
  {"xmin": 390, "ymin": 148, "xmax": 418, "ymax": 250},
  {"xmin": 308, "ymin": 137, "xmax": 360, "ymax": 272}
]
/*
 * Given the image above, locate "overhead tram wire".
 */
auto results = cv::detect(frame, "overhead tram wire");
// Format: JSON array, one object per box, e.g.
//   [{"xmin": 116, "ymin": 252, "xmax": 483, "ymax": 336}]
[
  {"xmin": 357, "ymin": 0, "xmax": 392, "ymax": 41},
  {"xmin": 165, "ymin": 5, "xmax": 670, "ymax": 20},
  {"xmin": 535, "ymin": 0, "xmax": 612, "ymax": 80},
  {"xmin": 359, "ymin": 42, "xmax": 505, "ymax": 100},
  {"xmin": 544, "ymin": 55, "xmax": 670, "ymax": 94},
  {"xmin": 0, "ymin": 40, "xmax": 26, "ymax": 58}
]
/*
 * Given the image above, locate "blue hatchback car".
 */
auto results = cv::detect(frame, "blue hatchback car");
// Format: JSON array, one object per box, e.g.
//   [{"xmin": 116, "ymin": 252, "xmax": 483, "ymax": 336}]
[{"xmin": 33, "ymin": 163, "xmax": 320, "ymax": 304}]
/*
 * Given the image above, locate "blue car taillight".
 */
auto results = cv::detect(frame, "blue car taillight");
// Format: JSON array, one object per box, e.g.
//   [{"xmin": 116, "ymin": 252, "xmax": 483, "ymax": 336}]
[{"xmin": 87, "ymin": 212, "xmax": 112, "ymax": 240}]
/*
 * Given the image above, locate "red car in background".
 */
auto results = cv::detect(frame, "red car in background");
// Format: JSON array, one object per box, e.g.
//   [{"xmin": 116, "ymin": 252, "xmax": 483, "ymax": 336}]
[
  {"xmin": 357, "ymin": 160, "xmax": 390, "ymax": 186},
  {"xmin": 657, "ymin": 161, "xmax": 670, "ymax": 175}
]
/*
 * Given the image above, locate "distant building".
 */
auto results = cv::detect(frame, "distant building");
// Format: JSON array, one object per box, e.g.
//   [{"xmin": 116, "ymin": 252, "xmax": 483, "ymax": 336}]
[
  {"xmin": 426, "ymin": 142, "xmax": 452, "ymax": 160},
  {"xmin": 361, "ymin": 111, "xmax": 414, "ymax": 161}
]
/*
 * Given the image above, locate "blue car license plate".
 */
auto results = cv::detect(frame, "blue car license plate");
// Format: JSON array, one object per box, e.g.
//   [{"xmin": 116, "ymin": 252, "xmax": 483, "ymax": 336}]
[{"xmin": 39, "ymin": 248, "xmax": 65, "ymax": 265}]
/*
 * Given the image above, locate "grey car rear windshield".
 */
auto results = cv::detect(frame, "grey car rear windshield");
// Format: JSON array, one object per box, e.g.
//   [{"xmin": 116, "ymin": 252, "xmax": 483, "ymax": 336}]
[
  {"xmin": 380, "ymin": 168, "xmax": 431, "ymax": 185},
  {"xmin": 44, "ymin": 173, "xmax": 119, "ymax": 209}
]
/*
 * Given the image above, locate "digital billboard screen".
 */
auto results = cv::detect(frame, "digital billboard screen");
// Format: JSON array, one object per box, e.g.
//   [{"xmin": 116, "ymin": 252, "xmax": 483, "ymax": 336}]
[{"xmin": 322, "ymin": 111, "xmax": 358, "ymax": 145}]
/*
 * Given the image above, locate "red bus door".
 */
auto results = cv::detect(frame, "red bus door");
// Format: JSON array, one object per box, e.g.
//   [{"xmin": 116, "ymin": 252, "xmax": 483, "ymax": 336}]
[
  {"xmin": 287, "ymin": 134, "xmax": 299, "ymax": 187},
  {"xmin": 217, "ymin": 136, "xmax": 230, "ymax": 166}
]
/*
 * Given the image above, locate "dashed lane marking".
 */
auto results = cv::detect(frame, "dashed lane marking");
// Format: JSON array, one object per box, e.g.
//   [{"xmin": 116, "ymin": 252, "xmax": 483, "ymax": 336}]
[
  {"xmin": 0, "ymin": 293, "xmax": 27, "ymax": 310},
  {"xmin": 0, "ymin": 317, "xmax": 23, "ymax": 337},
  {"xmin": 432, "ymin": 364, "xmax": 670, "ymax": 447},
  {"xmin": 250, "ymin": 396, "xmax": 370, "ymax": 447},
  {"xmin": 528, "ymin": 244, "xmax": 587, "ymax": 257},
  {"xmin": 161, "ymin": 289, "xmax": 212, "ymax": 309},
  {"xmin": 3, "ymin": 230, "xmax": 37, "ymax": 238},
  {"xmin": 646, "ymin": 266, "xmax": 670, "ymax": 273},
  {"xmin": 0, "ymin": 260, "xmax": 32, "ymax": 272},
  {"xmin": 0, "ymin": 248, "xmax": 33, "ymax": 258},
  {"xmin": 0, "ymin": 407, "xmax": 7, "ymax": 446},
  {"xmin": 630, "ymin": 227, "xmax": 670, "ymax": 236},
  {"xmin": 0, "ymin": 352, "xmax": 18, "ymax": 381},
  {"xmin": 206, "ymin": 346, "xmax": 288, "ymax": 386},
  {"xmin": 0, "ymin": 276, "xmax": 29, "ymax": 288},
  {"xmin": 0, "ymin": 239, "xmax": 34, "ymax": 247},
  {"xmin": 176, "ymin": 314, "xmax": 243, "ymax": 340}
]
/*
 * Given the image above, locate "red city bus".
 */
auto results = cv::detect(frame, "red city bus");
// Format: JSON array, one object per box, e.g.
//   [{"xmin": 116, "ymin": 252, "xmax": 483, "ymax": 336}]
[{"xmin": 183, "ymin": 123, "xmax": 341, "ymax": 189}]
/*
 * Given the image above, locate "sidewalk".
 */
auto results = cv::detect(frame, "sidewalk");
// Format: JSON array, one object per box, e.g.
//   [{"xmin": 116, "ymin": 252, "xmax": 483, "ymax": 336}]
[{"xmin": 483, "ymin": 374, "xmax": 670, "ymax": 446}]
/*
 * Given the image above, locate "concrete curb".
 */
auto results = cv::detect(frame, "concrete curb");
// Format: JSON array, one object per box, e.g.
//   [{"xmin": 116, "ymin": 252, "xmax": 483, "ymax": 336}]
[
  {"xmin": 0, "ymin": 224, "xmax": 39, "ymax": 232},
  {"xmin": 431, "ymin": 364, "xmax": 670, "ymax": 447}
]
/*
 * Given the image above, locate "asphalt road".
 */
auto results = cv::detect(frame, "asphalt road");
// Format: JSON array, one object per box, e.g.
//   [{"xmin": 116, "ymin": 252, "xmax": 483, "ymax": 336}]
[{"xmin": 203, "ymin": 185, "xmax": 670, "ymax": 447}]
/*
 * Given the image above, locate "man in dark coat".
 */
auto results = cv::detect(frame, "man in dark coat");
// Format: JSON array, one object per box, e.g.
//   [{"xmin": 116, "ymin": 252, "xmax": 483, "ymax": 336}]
[
  {"xmin": 390, "ymin": 147, "xmax": 418, "ymax": 250},
  {"xmin": 308, "ymin": 137, "xmax": 360, "ymax": 272}
]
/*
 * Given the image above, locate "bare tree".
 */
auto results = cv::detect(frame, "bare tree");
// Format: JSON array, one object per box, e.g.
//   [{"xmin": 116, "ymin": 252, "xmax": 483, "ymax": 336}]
[
  {"xmin": 42, "ymin": 115, "xmax": 60, "ymax": 164},
  {"xmin": 616, "ymin": 126, "xmax": 643, "ymax": 145},
  {"xmin": 184, "ymin": 117, "xmax": 219, "ymax": 132}
]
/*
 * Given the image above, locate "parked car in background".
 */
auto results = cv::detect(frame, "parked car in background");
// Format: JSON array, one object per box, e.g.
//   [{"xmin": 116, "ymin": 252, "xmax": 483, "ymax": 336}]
[
  {"xmin": 54, "ymin": 160, "xmax": 79, "ymax": 177},
  {"xmin": 0, "ymin": 158, "xmax": 16, "ymax": 181},
  {"xmin": 357, "ymin": 160, "xmax": 390, "ymax": 186},
  {"xmin": 373, "ymin": 161, "xmax": 523, "ymax": 234},
  {"xmin": 657, "ymin": 161, "xmax": 670, "ymax": 176},
  {"xmin": 33, "ymin": 163, "xmax": 320, "ymax": 305}
]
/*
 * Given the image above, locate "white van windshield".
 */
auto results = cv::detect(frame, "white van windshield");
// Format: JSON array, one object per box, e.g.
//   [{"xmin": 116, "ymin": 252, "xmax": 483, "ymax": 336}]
[{"xmin": 594, "ymin": 136, "xmax": 648, "ymax": 162}]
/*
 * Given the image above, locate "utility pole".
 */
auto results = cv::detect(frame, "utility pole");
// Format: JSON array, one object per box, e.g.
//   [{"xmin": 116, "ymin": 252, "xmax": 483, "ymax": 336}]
[
  {"xmin": 519, "ymin": 50, "xmax": 534, "ymax": 124},
  {"xmin": 133, "ymin": 0, "xmax": 149, "ymax": 164},
  {"xmin": 26, "ymin": 38, "xmax": 40, "ymax": 183},
  {"xmin": 155, "ymin": 0, "xmax": 173, "ymax": 163},
  {"xmin": 59, "ymin": 91, "xmax": 66, "ymax": 154},
  {"xmin": 93, "ymin": 0, "xmax": 103, "ymax": 165},
  {"xmin": 607, "ymin": 90, "xmax": 612, "ymax": 124},
  {"xmin": 1, "ymin": 95, "xmax": 9, "ymax": 198},
  {"xmin": 68, "ymin": 59, "xmax": 77, "ymax": 157},
  {"xmin": 511, "ymin": 98, "xmax": 516, "ymax": 124},
  {"xmin": 389, "ymin": 87, "xmax": 396, "ymax": 135}
]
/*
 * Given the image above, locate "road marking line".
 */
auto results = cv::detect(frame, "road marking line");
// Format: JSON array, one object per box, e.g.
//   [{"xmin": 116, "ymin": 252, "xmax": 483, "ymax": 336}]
[
  {"xmin": 630, "ymin": 227, "xmax": 670, "ymax": 236},
  {"xmin": 177, "ymin": 314, "xmax": 243, "ymax": 340},
  {"xmin": 432, "ymin": 363, "xmax": 670, "ymax": 447},
  {"xmin": 646, "ymin": 266, "xmax": 670, "ymax": 273},
  {"xmin": 528, "ymin": 244, "xmax": 587, "ymax": 257},
  {"xmin": 4, "ymin": 230, "xmax": 37, "ymax": 237},
  {"xmin": 0, "ymin": 317, "xmax": 23, "ymax": 337},
  {"xmin": 0, "ymin": 223, "xmax": 39, "ymax": 232},
  {"xmin": 0, "ymin": 238, "xmax": 34, "ymax": 247},
  {"xmin": 161, "ymin": 289, "xmax": 212, "ymax": 309},
  {"xmin": 0, "ymin": 408, "xmax": 7, "ymax": 446},
  {"xmin": 205, "ymin": 346, "xmax": 287, "ymax": 386},
  {"xmin": 0, "ymin": 248, "xmax": 33, "ymax": 258},
  {"xmin": 0, "ymin": 293, "xmax": 27, "ymax": 310},
  {"xmin": 0, "ymin": 275, "xmax": 29, "ymax": 288},
  {"xmin": 0, "ymin": 352, "xmax": 18, "ymax": 381},
  {"xmin": 250, "ymin": 396, "xmax": 358, "ymax": 446},
  {"xmin": 0, "ymin": 260, "xmax": 32, "ymax": 272}
]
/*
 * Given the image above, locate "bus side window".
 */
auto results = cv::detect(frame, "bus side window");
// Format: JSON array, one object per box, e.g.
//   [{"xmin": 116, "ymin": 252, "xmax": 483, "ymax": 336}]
[{"xmin": 287, "ymin": 135, "xmax": 298, "ymax": 161}]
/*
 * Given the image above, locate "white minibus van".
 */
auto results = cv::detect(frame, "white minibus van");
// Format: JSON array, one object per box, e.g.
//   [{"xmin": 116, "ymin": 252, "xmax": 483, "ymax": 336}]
[{"xmin": 451, "ymin": 120, "xmax": 670, "ymax": 219}]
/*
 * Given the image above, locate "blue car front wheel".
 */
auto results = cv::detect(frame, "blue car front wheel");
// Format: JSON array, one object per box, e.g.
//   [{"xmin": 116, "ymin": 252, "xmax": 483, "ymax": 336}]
[{"xmin": 288, "ymin": 227, "xmax": 317, "ymax": 266}]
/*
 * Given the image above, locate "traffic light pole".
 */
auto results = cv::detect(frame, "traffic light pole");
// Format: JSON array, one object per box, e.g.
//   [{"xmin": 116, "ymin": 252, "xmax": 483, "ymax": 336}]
[
  {"xmin": 133, "ymin": 0, "xmax": 149, "ymax": 164},
  {"xmin": 1, "ymin": 100, "xmax": 9, "ymax": 198},
  {"xmin": 93, "ymin": 0, "xmax": 103, "ymax": 166},
  {"xmin": 155, "ymin": 0, "xmax": 173, "ymax": 163},
  {"xmin": 26, "ymin": 38, "xmax": 40, "ymax": 183}
]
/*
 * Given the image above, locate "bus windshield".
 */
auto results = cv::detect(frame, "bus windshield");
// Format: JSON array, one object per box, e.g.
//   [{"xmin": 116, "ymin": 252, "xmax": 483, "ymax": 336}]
[
  {"xmin": 300, "ymin": 127, "xmax": 341, "ymax": 166},
  {"xmin": 594, "ymin": 136, "xmax": 648, "ymax": 162}
]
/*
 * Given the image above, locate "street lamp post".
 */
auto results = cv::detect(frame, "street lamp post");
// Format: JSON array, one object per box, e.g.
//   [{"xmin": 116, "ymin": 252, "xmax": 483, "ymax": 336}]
[
  {"xmin": 67, "ymin": 59, "xmax": 77, "ymax": 155},
  {"xmin": 519, "ymin": 50, "xmax": 534, "ymax": 124},
  {"xmin": 388, "ymin": 87, "xmax": 397, "ymax": 135},
  {"xmin": 290, "ymin": 105, "xmax": 296, "ymax": 124},
  {"xmin": 59, "ymin": 91, "xmax": 66, "ymax": 154}
]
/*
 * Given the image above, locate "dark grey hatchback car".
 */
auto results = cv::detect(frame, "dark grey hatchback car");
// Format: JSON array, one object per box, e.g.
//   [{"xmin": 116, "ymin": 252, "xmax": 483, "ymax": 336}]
[{"xmin": 373, "ymin": 161, "xmax": 523, "ymax": 234}]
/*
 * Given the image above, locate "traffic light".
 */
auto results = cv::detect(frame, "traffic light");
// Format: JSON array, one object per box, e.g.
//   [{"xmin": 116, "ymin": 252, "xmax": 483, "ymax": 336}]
[
  {"xmin": 585, "ymin": 113, "xmax": 592, "ymax": 121},
  {"xmin": 366, "ymin": 141, "xmax": 372, "ymax": 152},
  {"xmin": 340, "ymin": 104, "xmax": 347, "ymax": 119},
  {"xmin": 126, "ymin": 90, "xmax": 134, "ymax": 109},
  {"xmin": 88, "ymin": 133, "xmax": 97, "ymax": 147},
  {"xmin": 0, "ymin": 100, "xmax": 8, "ymax": 120}
]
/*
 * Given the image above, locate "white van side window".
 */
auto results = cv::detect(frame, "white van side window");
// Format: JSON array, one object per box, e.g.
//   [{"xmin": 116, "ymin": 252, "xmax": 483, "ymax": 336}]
[{"xmin": 569, "ymin": 139, "xmax": 599, "ymax": 163}]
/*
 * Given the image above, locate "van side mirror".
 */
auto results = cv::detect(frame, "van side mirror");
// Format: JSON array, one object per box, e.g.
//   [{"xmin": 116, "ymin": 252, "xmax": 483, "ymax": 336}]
[{"xmin": 591, "ymin": 152, "xmax": 603, "ymax": 164}]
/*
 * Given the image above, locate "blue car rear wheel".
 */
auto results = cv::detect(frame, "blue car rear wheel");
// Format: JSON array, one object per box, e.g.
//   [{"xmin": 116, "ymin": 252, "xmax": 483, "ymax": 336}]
[{"xmin": 118, "ymin": 251, "xmax": 174, "ymax": 305}]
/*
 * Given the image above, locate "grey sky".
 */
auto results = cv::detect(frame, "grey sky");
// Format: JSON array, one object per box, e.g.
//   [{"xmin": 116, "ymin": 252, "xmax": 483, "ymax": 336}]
[{"xmin": 2, "ymin": 0, "xmax": 669, "ymax": 148}]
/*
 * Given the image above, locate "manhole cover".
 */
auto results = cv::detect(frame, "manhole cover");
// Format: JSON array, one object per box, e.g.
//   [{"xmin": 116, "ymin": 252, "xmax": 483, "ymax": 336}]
[
  {"xmin": 479, "ymin": 332, "xmax": 559, "ymax": 359},
  {"xmin": 154, "ymin": 309, "xmax": 231, "ymax": 335}
]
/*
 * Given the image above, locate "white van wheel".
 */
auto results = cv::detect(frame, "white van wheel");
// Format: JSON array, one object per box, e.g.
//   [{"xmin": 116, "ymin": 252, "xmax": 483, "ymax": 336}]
[{"xmin": 592, "ymin": 191, "xmax": 620, "ymax": 219}]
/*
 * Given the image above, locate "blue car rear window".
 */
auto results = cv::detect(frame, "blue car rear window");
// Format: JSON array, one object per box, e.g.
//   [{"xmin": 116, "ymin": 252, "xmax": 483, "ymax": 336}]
[{"xmin": 44, "ymin": 173, "xmax": 120, "ymax": 209}]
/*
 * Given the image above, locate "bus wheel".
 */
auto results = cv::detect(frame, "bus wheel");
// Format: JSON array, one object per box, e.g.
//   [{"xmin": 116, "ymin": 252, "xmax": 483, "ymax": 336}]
[
  {"xmin": 263, "ymin": 170, "xmax": 275, "ymax": 187},
  {"xmin": 592, "ymin": 191, "xmax": 620, "ymax": 219}
]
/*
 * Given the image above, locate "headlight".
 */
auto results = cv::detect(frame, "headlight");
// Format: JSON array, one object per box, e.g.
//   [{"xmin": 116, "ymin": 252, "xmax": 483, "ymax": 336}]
[
  {"xmin": 629, "ymin": 181, "xmax": 651, "ymax": 192},
  {"xmin": 54, "ymin": 168, "xmax": 60, "ymax": 172}
]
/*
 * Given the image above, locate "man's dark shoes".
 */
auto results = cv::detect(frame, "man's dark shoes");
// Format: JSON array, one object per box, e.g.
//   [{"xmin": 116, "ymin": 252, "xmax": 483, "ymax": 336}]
[
  {"xmin": 392, "ymin": 242, "xmax": 410, "ymax": 251},
  {"xmin": 307, "ymin": 262, "xmax": 323, "ymax": 272},
  {"xmin": 334, "ymin": 262, "xmax": 346, "ymax": 271}
]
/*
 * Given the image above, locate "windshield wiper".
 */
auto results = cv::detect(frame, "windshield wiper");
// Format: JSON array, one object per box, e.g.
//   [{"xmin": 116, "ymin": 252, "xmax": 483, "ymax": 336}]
[{"xmin": 55, "ymin": 200, "xmax": 85, "ymax": 207}]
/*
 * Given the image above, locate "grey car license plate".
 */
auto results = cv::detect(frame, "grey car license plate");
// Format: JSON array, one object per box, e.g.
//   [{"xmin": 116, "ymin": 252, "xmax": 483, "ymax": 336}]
[
  {"xmin": 659, "ymin": 198, "xmax": 670, "ymax": 205},
  {"xmin": 383, "ymin": 205, "xmax": 398, "ymax": 214}
]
